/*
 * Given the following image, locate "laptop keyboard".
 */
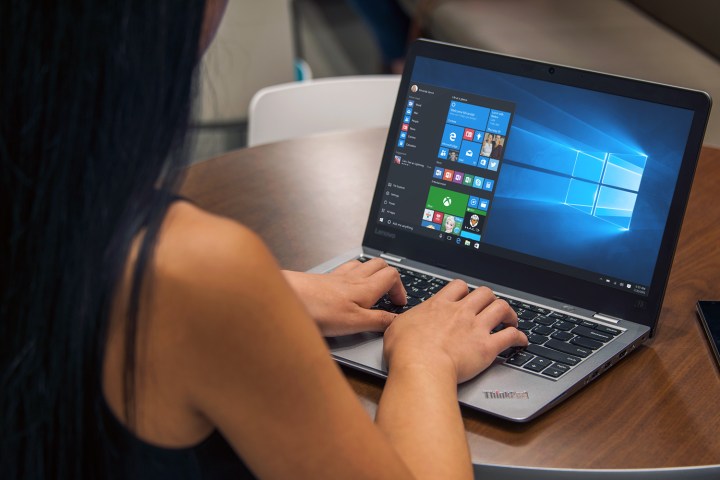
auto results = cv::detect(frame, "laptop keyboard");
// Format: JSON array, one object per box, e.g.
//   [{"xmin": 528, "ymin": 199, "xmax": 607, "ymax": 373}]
[{"xmin": 361, "ymin": 258, "xmax": 623, "ymax": 380}]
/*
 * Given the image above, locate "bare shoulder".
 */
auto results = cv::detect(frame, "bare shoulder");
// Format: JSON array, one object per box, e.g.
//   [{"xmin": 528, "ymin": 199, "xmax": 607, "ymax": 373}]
[
  {"xmin": 155, "ymin": 200, "xmax": 277, "ymax": 283},
  {"xmin": 104, "ymin": 200, "xmax": 312, "ymax": 443},
  {"xmin": 148, "ymin": 199, "xmax": 316, "ymax": 360}
]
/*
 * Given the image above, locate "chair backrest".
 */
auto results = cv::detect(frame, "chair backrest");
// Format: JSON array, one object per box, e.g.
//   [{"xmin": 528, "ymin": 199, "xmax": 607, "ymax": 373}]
[
  {"xmin": 473, "ymin": 463, "xmax": 720, "ymax": 480},
  {"xmin": 247, "ymin": 75, "xmax": 401, "ymax": 147}
]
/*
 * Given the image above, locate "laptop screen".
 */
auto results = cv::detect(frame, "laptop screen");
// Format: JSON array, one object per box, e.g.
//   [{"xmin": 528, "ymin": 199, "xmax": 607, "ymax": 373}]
[{"xmin": 376, "ymin": 55, "xmax": 696, "ymax": 298}]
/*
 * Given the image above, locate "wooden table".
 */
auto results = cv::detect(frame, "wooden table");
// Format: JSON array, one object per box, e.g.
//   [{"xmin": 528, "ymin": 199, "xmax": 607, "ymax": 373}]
[{"xmin": 181, "ymin": 128, "xmax": 720, "ymax": 469}]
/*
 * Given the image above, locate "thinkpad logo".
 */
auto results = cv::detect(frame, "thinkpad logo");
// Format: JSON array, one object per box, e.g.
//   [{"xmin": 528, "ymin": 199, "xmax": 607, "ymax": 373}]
[{"xmin": 483, "ymin": 390, "xmax": 530, "ymax": 400}]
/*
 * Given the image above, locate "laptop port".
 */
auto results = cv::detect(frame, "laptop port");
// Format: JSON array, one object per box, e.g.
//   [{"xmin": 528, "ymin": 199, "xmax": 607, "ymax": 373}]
[{"xmin": 618, "ymin": 349, "xmax": 627, "ymax": 359}]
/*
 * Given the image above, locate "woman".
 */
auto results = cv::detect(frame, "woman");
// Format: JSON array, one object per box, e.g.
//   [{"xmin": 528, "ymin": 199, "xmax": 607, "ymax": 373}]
[
  {"xmin": 0, "ymin": 1, "xmax": 527, "ymax": 479},
  {"xmin": 481, "ymin": 135, "xmax": 494, "ymax": 157},
  {"xmin": 443, "ymin": 215, "xmax": 457, "ymax": 234}
]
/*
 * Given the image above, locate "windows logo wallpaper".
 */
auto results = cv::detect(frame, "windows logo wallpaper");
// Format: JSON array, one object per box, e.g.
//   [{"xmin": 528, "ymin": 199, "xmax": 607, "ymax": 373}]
[{"xmin": 412, "ymin": 57, "xmax": 694, "ymax": 286}]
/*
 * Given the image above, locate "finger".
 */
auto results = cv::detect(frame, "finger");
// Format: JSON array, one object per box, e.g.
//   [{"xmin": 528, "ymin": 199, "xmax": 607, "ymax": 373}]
[
  {"xmin": 487, "ymin": 326, "xmax": 529, "ymax": 352},
  {"xmin": 330, "ymin": 260, "xmax": 362, "ymax": 275},
  {"xmin": 368, "ymin": 266, "xmax": 407, "ymax": 306},
  {"xmin": 431, "ymin": 279, "xmax": 469, "ymax": 302},
  {"xmin": 353, "ymin": 257, "xmax": 391, "ymax": 277},
  {"xmin": 459, "ymin": 286, "xmax": 497, "ymax": 314},
  {"xmin": 363, "ymin": 309, "xmax": 398, "ymax": 332},
  {"xmin": 476, "ymin": 299, "xmax": 518, "ymax": 330}
]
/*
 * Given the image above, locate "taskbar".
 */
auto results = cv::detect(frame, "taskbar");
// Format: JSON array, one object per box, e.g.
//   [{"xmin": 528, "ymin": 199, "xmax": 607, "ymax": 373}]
[{"xmin": 375, "ymin": 217, "xmax": 650, "ymax": 297}]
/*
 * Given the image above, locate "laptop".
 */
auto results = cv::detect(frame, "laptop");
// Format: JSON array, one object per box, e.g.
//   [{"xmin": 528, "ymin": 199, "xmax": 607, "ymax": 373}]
[{"xmin": 309, "ymin": 39, "xmax": 712, "ymax": 422}]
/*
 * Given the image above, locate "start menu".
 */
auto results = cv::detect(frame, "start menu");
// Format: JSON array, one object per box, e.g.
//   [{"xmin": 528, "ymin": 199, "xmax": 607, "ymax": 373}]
[{"xmin": 379, "ymin": 82, "xmax": 515, "ymax": 251}]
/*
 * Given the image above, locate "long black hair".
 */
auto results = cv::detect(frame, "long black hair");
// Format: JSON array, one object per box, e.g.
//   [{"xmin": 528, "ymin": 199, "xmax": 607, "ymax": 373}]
[{"xmin": 1, "ymin": 1, "xmax": 207, "ymax": 478}]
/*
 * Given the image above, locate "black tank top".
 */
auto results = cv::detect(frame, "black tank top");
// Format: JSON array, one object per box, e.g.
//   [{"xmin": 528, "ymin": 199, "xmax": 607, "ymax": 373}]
[{"xmin": 102, "ymin": 398, "xmax": 257, "ymax": 479}]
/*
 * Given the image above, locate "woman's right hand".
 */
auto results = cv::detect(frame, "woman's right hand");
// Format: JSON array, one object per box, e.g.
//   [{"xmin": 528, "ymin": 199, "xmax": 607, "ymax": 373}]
[{"xmin": 383, "ymin": 280, "xmax": 528, "ymax": 383}]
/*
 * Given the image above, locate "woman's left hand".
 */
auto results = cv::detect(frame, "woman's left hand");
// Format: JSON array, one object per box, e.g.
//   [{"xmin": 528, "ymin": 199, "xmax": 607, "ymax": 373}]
[{"xmin": 283, "ymin": 258, "xmax": 407, "ymax": 337}]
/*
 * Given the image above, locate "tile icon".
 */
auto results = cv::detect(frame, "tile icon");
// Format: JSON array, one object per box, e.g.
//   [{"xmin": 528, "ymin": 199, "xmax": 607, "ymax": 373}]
[
  {"xmin": 458, "ymin": 139, "xmax": 480, "ymax": 166},
  {"xmin": 433, "ymin": 211, "xmax": 444, "ymax": 224},
  {"xmin": 405, "ymin": 108, "xmax": 412, "ymax": 115},
  {"xmin": 404, "ymin": 115, "xmax": 411, "ymax": 123},
  {"xmin": 394, "ymin": 155, "xmax": 401, "ymax": 164},
  {"xmin": 475, "ymin": 131, "xmax": 484, "ymax": 142},
  {"xmin": 463, "ymin": 128, "xmax": 475, "ymax": 141},
  {"xmin": 401, "ymin": 123, "xmax": 409, "ymax": 132},
  {"xmin": 433, "ymin": 167, "xmax": 444, "ymax": 179},
  {"xmin": 463, "ymin": 174, "xmax": 474, "ymax": 186},
  {"xmin": 407, "ymin": 100, "xmax": 414, "ymax": 107},
  {"xmin": 440, "ymin": 124, "xmax": 464, "ymax": 150},
  {"xmin": 423, "ymin": 208, "xmax": 434, "ymax": 221},
  {"xmin": 443, "ymin": 169, "xmax": 454, "ymax": 181},
  {"xmin": 483, "ymin": 179, "xmax": 495, "ymax": 191},
  {"xmin": 397, "ymin": 139, "xmax": 405, "ymax": 147},
  {"xmin": 478, "ymin": 157, "xmax": 488, "ymax": 169},
  {"xmin": 437, "ymin": 147, "xmax": 449, "ymax": 160},
  {"xmin": 452, "ymin": 172, "xmax": 464, "ymax": 184},
  {"xmin": 487, "ymin": 159, "xmax": 499, "ymax": 171},
  {"xmin": 468, "ymin": 196, "xmax": 480, "ymax": 208},
  {"xmin": 473, "ymin": 176, "xmax": 484, "ymax": 189},
  {"xmin": 400, "ymin": 131, "xmax": 407, "ymax": 139},
  {"xmin": 478, "ymin": 198, "xmax": 489, "ymax": 211}
]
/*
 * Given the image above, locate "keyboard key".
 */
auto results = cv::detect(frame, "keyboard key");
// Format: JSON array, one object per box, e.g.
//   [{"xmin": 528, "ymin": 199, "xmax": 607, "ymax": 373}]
[
  {"xmin": 552, "ymin": 320, "xmax": 574, "ymax": 331},
  {"xmin": 412, "ymin": 272, "xmax": 432, "ymax": 281},
  {"xmin": 572, "ymin": 325, "xmax": 613, "ymax": 342},
  {"xmin": 545, "ymin": 339, "xmax": 591, "ymax": 358},
  {"xmin": 533, "ymin": 316, "xmax": 555, "ymax": 326},
  {"xmin": 580, "ymin": 320, "xmax": 596, "ymax": 328},
  {"xmin": 507, "ymin": 351, "xmax": 534, "ymax": 366},
  {"xmin": 525, "ymin": 344, "xmax": 581, "ymax": 366},
  {"xmin": 534, "ymin": 307, "xmax": 550, "ymax": 315},
  {"xmin": 517, "ymin": 319, "xmax": 534, "ymax": 331},
  {"xmin": 357, "ymin": 256, "xmax": 370, "ymax": 263},
  {"xmin": 532, "ymin": 325, "xmax": 554, "ymax": 336},
  {"xmin": 523, "ymin": 359, "xmax": 548, "ymax": 372},
  {"xmin": 571, "ymin": 336, "xmax": 603, "ymax": 350},
  {"xmin": 518, "ymin": 310, "xmax": 538, "ymax": 320},
  {"xmin": 549, "ymin": 311, "xmax": 567, "ymax": 320},
  {"xmin": 542, "ymin": 365, "xmax": 568, "ymax": 378},
  {"xmin": 595, "ymin": 324, "xmax": 621, "ymax": 336},
  {"xmin": 431, "ymin": 278, "xmax": 449, "ymax": 287},
  {"xmin": 491, "ymin": 324, "xmax": 505, "ymax": 334},
  {"xmin": 527, "ymin": 333, "xmax": 549, "ymax": 345},
  {"xmin": 405, "ymin": 296, "xmax": 422, "ymax": 307},
  {"xmin": 563, "ymin": 316, "xmax": 581, "ymax": 324},
  {"xmin": 498, "ymin": 347, "xmax": 515, "ymax": 358},
  {"xmin": 406, "ymin": 286, "xmax": 426, "ymax": 298},
  {"xmin": 551, "ymin": 331, "xmax": 574, "ymax": 342}
]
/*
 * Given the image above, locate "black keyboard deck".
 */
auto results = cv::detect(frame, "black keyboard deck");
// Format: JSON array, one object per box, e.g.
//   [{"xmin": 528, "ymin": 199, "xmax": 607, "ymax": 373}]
[{"xmin": 363, "ymin": 258, "xmax": 623, "ymax": 380}]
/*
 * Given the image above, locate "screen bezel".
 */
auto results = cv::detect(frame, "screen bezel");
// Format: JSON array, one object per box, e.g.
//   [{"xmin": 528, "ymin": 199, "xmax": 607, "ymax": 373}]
[{"xmin": 362, "ymin": 39, "xmax": 712, "ymax": 330}]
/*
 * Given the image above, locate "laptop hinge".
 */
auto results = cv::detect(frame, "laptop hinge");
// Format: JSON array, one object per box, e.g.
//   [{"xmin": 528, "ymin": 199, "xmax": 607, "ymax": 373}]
[
  {"xmin": 593, "ymin": 313, "xmax": 622, "ymax": 324},
  {"xmin": 380, "ymin": 252, "xmax": 404, "ymax": 263}
]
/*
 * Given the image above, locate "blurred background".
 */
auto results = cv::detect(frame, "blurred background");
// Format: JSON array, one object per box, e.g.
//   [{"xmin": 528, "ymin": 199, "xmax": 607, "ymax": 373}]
[{"xmin": 189, "ymin": 0, "xmax": 720, "ymax": 163}]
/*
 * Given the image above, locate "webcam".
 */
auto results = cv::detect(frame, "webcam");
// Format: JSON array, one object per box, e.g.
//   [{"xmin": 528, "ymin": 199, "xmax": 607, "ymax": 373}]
[{"xmin": 548, "ymin": 67, "xmax": 556, "ymax": 74}]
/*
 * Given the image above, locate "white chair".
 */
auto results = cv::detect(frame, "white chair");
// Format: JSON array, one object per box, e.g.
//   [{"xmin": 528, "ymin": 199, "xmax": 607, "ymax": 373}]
[{"xmin": 247, "ymin": 75, "xmax": 401, "ymax": 147}]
